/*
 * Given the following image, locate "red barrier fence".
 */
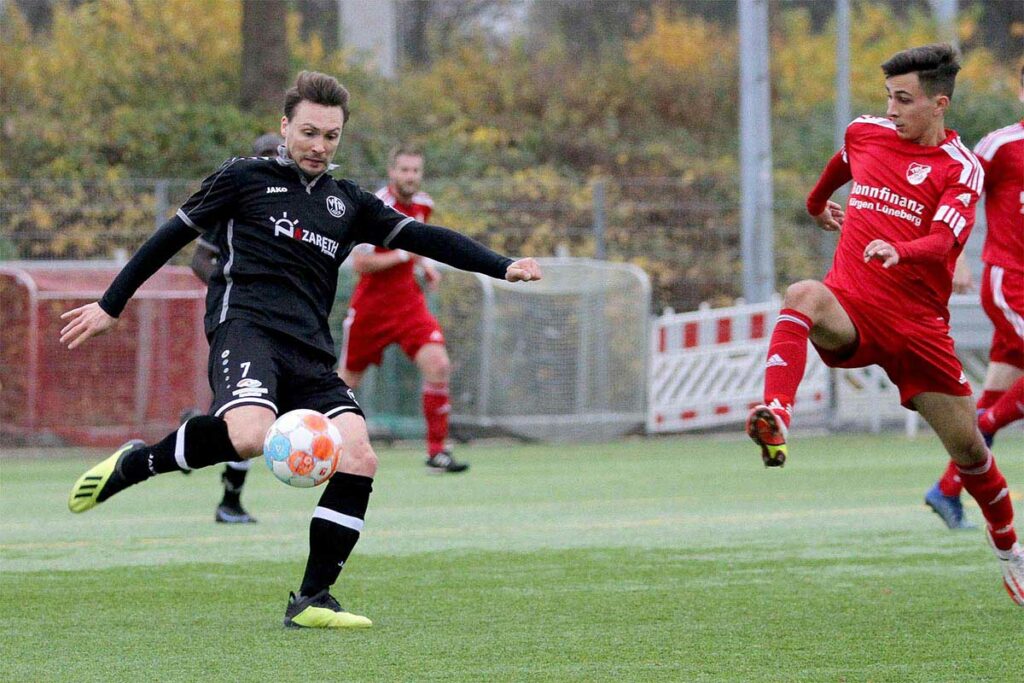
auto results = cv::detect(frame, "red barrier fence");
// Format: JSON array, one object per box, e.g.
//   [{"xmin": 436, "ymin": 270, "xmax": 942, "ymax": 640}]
[{"xmin": 1, "ymin": 262, "xmax": 208, "ymax": 447}]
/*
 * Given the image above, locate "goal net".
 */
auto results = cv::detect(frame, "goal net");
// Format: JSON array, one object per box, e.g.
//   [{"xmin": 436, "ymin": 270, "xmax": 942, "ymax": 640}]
[{"xmin": 434, "ymin": 257, "xmax": 651, "ymax": 442}]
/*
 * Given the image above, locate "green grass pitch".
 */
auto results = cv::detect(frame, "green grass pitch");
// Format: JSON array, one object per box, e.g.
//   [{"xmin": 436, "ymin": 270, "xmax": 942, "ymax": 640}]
[{"xmin": 2, "ymin": 432, "xmax": 1021, "ymax": 681}]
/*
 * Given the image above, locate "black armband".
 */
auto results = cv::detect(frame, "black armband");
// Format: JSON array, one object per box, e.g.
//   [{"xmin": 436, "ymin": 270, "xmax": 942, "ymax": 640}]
[
  {"xmin": 98, "ymin": 216, "xmax": 199, "ymax": 317},
  {"xmin": 385, "ymin": 221, "xmax": 513, "ymax": 280}
]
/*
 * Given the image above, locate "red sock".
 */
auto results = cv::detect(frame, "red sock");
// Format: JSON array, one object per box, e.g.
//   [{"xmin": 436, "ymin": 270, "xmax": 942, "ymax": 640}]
[
  {"xmin": 977, "ymin": 389, "xmax": 1005, "ymax": 411},
  {"xmin": 938, "ymin": 382, "xmax": 1012, "ymax": 509},
  {"xmin": 957, "ymin": 453, "xmax": 1017, "ymax": 550},
  {"xmin": 762, "ymin": 309, "xmax": 812, "ymax": 428},
  {"xmin": 422, "ymin": 382, "xmax": 450, "ymax": 456},
  {"xmin": 978, "ymin": 377, "xmax": 1024, "ymax": 436},
  {"xmin": 938, "ymin": 460, "xmax": 963, "ymax": 497}
]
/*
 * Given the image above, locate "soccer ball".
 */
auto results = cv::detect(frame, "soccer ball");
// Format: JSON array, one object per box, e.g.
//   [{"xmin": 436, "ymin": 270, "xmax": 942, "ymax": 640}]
[{"xmin": 263, "ymin": 409, "xmax": 342, "ymax": 488}]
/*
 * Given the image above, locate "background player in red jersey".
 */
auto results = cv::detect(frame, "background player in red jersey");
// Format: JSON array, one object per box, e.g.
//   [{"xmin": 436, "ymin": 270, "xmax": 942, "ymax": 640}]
[
  {"xmin": 745, "ymin": 44, "xmax": 1024, "ymax": 605},
  {"xmin": 339, "ymin": 145, "xmax": 467, "ymax": 473},
  {"xmin": 926, "ymin": 65, "xmax": 1024, "ymax": 530},
  {"xmin": 180, "ymin": 132, "xmax": 285, "ymax": 524}
]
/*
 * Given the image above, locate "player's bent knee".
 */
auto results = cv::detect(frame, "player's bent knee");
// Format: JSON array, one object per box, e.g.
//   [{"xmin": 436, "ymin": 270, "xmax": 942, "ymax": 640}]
[
  {"xmin": 223, "ymin": 412, "xmax": 275, "ymax": 459},
  {"xmin": 424, "ymin": 356, "xmax": 451, "ymax": 383},
  {"xmin": 783, "ymin": 280, "xmax": 828, "ymax": 312},
  {"xmin": 230, "ymin": 432, "xmax": 266, "ymax": 459},
  {"xmin": 341, "ymin": 438, "xmax": 378, "ymax": 475}
]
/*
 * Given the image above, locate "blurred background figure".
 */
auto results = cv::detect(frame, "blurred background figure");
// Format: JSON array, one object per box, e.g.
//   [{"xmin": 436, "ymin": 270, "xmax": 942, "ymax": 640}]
[
  {"xmin": 184, "ymin": 132, "xmax": 286, "ymax": 524},
  {"xmin": 339, "ymin": 145, "xmax": 468, "ymax": 474}
]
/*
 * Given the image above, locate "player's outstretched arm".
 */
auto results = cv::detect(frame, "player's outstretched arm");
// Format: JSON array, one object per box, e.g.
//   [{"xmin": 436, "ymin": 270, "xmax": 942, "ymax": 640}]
[
  {"xmin": 806, "ymin": 149, "xmax": 852, "ymax": 230},
  {"xmin": 59, "ymin": 217, "xmax": 199, "ymax": 350},
  {"xmin": 60, "ymin": 302, "xmax": 118, "ymax": 349},
  {"xmin": 382, "ymin": 221, "xmax": 537, "ymax": 282},
  {"xmin": 505, "ymin": 258, "xmax": 542, "ymax": 282}
]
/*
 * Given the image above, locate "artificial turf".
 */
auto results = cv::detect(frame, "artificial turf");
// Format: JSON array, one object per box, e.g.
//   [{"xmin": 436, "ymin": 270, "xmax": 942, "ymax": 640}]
[{"xmin": 2, "ymin": 432, "xmax": 1021, "ymax": 681}]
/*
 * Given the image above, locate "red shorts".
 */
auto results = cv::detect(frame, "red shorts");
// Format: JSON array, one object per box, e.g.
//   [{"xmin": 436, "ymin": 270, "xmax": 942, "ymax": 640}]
[
  {"xmin": 341, "ymin": 304, "xmax": 445, "ymax": 373},
  {"xmin": 980, "ymin": 263, "xmax": 1024, "ymax": 369},
  {"xmin": 813, "ymin": 286, "xmax": 972, "ymax": 408}
]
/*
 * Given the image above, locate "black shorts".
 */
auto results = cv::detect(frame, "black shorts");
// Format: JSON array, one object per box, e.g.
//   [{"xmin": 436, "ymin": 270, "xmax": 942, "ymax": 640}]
[{"xmin": 207, "ymin": 319, "xmax": 363, "ymax": 420}]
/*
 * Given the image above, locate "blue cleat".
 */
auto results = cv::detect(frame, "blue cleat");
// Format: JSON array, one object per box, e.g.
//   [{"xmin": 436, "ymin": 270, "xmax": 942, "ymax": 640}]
[{"xmin": 925, "ymin": 483, "xmax": 976, "ymax": 530}]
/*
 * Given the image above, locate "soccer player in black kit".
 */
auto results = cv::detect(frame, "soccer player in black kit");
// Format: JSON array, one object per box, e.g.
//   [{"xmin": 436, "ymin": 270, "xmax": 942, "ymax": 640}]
[{"xmin": 61, "ymin": 71, "xmax": 542, "ymax": 628}]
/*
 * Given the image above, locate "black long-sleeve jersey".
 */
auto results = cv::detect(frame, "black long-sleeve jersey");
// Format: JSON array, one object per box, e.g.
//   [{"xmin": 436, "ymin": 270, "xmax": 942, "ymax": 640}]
[{"xmin": 99, "ymin": 155, "xmax": 513, "ymax": 360}]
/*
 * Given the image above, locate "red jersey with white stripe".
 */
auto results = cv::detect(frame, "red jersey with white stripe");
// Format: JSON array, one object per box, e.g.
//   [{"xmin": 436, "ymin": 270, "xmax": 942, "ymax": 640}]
[
  {"xmin": 349, "ymin": 186, "xmax": 435, "ymax": 312},
  {"xmin": 974, "ymin": 120, "xmax": 1024, "ymax": 272},
  {"xmin": 825, "ymin": 115, "xmax": 984, "ymax": 319}
]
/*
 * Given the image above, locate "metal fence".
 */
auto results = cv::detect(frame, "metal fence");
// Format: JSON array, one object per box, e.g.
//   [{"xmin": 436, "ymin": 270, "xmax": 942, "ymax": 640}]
[
  {"xmin": 0, "ymin": 175, "xmax": 814, "ymax": 313},
  {"xmin": 0, "ymin": 174, "xmax": 990, "ymax": 314}
]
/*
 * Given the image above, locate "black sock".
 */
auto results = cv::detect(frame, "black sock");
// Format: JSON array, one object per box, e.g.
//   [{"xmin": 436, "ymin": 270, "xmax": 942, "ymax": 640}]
[
  {"xmin": 119, "ymin": 416, "xmax": 240, "ymax": 485},
  {"xmin": 220, "ymin": 465, "xmax": 248, "ymax": 507},
  {"xmin": 299, "ymin": 472, "xmax": 373, "ymax": 597}
]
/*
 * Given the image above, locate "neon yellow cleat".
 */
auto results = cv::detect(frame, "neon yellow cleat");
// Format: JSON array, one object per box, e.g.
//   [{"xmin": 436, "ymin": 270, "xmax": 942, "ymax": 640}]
[
  {"xmin": 283, "ymin": 590, "xmax": 372, "ymax": 629},
  {"xmin": 67, "ymin": 440, "xmax": 144, "ymax": 513},
  {"xmin": 746, "ymin": 404, "xmax": 789, "ymax": 467}
]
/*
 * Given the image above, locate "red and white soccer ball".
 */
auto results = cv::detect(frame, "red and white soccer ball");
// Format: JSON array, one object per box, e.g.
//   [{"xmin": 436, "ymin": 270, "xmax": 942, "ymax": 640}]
[{"xmin": 263, "ymin": 409, "xmax": 342, "ymax": 488}]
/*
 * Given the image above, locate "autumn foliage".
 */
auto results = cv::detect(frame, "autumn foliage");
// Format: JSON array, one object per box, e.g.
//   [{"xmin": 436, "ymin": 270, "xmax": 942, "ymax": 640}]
[{"xmin": 1, "ymin": 1, "xmax": 1020, "ymax": 309}]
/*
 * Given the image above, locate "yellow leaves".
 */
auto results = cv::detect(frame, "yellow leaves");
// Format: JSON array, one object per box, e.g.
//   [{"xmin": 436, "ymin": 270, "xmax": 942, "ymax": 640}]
[
  {"xmin": 468, "ymin": 126, "xmax": 510, "ymax": 149},
  {"xmin": 22, "ymin": 0, "xmax": 240, "ymax": 118},
  {"xmin": 290, "ymin": 10, "xmax": 326, "ymax": 67},
  {"xmin": 773, "ymin": 2, "xmax": 1009, "ymax": 122},
  {"xmin": 626, "ymin": 9, "xmax": 732, "ymax": 76},
  {"xmin": 621, "ymin": 8, "xmax": 736, "ymax": 139},
  {"xmin": 959, "ymin": 51, "xmax": 999, "ymax": 91},
  {"xmin": 27, "ymin": 202, "xmax": 55, "ymax": 232}
]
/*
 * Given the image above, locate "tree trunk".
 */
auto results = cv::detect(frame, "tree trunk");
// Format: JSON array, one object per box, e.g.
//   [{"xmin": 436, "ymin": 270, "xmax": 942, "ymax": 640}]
[
  {"xmin": 240, "ymin": 0, "xmax": 290, "ymax": 114},
  {"xmin": 398, "ymin": 0, "xmax": 432, "ymax": 67}
]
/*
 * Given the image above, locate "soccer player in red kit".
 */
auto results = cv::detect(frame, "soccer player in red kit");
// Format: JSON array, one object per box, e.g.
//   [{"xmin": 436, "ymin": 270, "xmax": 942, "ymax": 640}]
[
  {"xmin": 926, "ymin": 65, "xmax": 1024, "ymax": 530},
  {"xmin": 340, "ymin": 145, "xmax": 468, "ymax": 473},
  {"xmin": 745, "ymin": 44, "xmax": 1024, "ymax": 605}
]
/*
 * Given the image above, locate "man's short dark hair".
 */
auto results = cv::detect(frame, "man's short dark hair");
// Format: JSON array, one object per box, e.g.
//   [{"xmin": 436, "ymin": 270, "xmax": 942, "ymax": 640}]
[
  {"xmin": 881, "ymin": 43, "xmax": 961, "ymax": 98},
  {"xmin": 283, "ymin": 71, "xmax": 350, "ymax": 124},
  {"xmin": 387, "ymin": 143, "xmax": 424, "ymax": 168}
]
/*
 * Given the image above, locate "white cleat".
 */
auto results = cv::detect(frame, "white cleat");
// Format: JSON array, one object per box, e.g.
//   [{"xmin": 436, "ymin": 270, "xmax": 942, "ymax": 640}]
[{"xmin": 986, "ymin": 529, "xmax": 1024, "ymax": 606}]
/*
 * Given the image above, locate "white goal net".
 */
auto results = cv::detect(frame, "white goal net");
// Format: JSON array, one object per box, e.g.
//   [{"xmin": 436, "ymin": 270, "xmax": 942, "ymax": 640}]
[{"xmin": 436, "ymin": 258, "xmax": 651, "ymax": 442}]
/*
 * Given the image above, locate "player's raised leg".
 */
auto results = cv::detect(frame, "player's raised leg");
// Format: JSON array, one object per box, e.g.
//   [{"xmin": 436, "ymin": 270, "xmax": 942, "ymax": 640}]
[
  {"xmin": 285, "ymin": 410, "xmax": 375, "ymax": 628},
  {"xmin": 914, "ymin": 392, "xmax": 1024, "ymax": 605},
  {"xmin": 748, "ymin": 280, "xmax": 856, "ymax": 466},
  {"xmin": 69, "ymin": 406, "xmax": 270, "ymax": 513}
]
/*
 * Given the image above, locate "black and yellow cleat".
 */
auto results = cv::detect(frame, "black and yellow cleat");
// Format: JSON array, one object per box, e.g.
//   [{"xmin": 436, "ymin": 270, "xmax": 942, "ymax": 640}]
[
  {"xmin": 67, "ymin": 439, "xmax": 145, "ymax": 513},
  {"xmin": 283, "ymin": 589, "xmax": 372, "ymax": 629}
]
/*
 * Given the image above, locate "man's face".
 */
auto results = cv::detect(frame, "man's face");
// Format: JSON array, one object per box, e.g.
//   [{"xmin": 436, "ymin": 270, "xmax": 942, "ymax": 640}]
[
  {"xmin": 388, "ymin": 154, "xmax": 424, "ymax": 201},
  {"xmin": 885, "ymin": 72, "xmax": 947, "ymax": 144},
  {"xmin": 280, "ymin": 101, "xmax": 344, "ymax": 176}
]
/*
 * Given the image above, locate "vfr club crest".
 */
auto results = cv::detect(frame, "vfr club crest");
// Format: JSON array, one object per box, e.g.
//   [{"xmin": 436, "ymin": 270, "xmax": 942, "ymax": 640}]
[
  {"xmin": 906, "ymin": 162, "xmax": 932, "ymax": 186},
  {"xmin": 326, "ymin": 195, "xmax": 346, "ymax": 218}
]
